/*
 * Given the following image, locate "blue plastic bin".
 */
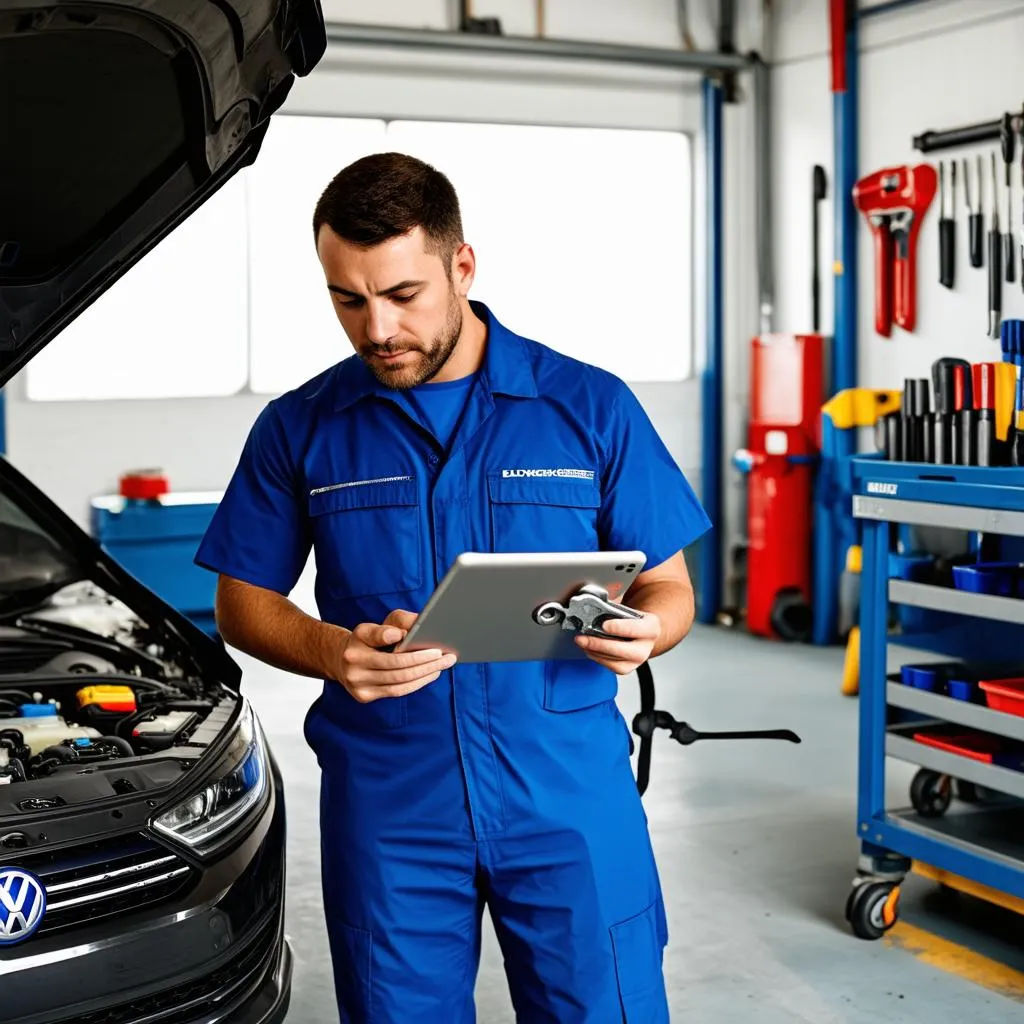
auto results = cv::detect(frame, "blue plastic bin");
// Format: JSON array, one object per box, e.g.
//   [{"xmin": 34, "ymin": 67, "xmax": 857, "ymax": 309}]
[
  {"xmin": 91, "ymin": 491, "xmax": 222, "ymax": 636},
  {"xmin": 952, "ymin": 562, "xmax": 1024, "ymax": 597}
]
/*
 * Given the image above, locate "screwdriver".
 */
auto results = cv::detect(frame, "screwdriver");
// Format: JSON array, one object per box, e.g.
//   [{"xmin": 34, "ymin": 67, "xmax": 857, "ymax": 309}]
[
  {"xmin": 990, "ymin": 151, "xmax": 1003, "ymax": 339},
  {"xmin": 965, "ymin": 155, "xmax": 984, "ymax": 269},
  {"xmin": 939, "ymin": 161, "xmax": 954, "ymax": 288},
  {"xmin": 1003, "ymin": 113, "xmax": 1016, "ymax": 283}
]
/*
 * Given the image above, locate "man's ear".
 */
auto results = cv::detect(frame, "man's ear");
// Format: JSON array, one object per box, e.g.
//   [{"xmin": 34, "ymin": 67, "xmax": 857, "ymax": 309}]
[{"xmin": 451, "ymin": 242, "xmax": 476, "ymax": 297}]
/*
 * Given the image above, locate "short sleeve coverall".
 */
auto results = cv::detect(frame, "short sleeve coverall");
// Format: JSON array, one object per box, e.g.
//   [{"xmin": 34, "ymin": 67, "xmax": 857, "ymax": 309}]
[{"xmin": 195, "ymin": 302, "xmax": 711, "ymax": 1024}]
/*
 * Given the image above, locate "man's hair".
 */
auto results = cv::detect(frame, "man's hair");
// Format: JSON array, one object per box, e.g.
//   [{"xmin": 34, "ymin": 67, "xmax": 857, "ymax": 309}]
[{"xmin": 312, "ymin": 152, "xmax": 464, "ymax": 274}]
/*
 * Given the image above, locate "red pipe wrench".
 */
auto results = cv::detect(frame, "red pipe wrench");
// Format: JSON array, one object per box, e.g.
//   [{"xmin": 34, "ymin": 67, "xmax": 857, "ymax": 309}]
[{"xmin": 853, "ymin": 164, "xmax": 937, "ymax": 336}]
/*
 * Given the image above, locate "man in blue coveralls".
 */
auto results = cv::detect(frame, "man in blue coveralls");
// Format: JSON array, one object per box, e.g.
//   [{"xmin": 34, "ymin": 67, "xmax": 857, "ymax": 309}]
[{"xmin": 195, "ymin": 152, "xmax": 711, "ymax": 1023}]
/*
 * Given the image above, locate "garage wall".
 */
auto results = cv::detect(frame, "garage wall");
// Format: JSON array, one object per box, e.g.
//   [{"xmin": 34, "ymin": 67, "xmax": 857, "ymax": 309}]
[
  {"xmin": 770, "ymin": 0, "xmax": 1024, "ymax": 400},
  {"xmin": 6, "ymin": 1, "xmax": 765, "ymax": 615}
]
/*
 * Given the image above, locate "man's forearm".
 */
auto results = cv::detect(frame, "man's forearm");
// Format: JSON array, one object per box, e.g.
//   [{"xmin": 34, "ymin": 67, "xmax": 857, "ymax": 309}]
[
  {"xmin": 216, "ymin": 578, "xmax": 347, "ymax": 681},
  {"xmin": 627, "ymin": 579, "xmax": 695, "ymax": 657}
]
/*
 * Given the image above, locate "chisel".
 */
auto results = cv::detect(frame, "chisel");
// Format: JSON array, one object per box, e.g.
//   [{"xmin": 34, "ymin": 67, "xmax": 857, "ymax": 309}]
[
  {"xmin": 939, "ymin": 161, "xmax": 955, "ymax": 288},
  {"xmin": 990, "ymin": 152, "xmax": 1003, "ymax": 339},
  {"xmin": 965, "ymin": 155, "xmax": 984, "ymax": 269}
]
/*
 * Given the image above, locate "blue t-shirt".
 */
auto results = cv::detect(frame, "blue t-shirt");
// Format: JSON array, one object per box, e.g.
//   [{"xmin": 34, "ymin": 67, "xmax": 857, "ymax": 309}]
[{"xmin": 404, "ymin": 373, "xmax": 478, "ymax": 451}]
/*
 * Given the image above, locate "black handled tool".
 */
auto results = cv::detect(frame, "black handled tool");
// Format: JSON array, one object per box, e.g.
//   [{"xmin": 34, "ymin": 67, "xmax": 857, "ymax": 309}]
[
  {"xmin": 1004, "ymin": 113, "xmax": 1016, "ymax": 283},
  {"xmin": 991, "ymin": 152, "xmax": 1003, "ymax": 338},
  {"xmin": 812, "ymin": 165, "xmax": 826, "ymax": 332},
  {"xmin": 939, "ymin": 161, "xmax": 955, "ymax": 288},
  {"xmin": 965, "ymin": 155, "xmax": 984, "ymax": 269}
]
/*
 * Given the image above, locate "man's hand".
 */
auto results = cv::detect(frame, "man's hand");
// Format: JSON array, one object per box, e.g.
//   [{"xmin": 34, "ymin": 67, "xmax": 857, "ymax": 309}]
[
  {"xmin": 574, "ymin": 611, "xmax": 662, "ymax": 676},
  {"xmin": 332, "ymin": 609, "xmax": 455, "ymax": 704}
]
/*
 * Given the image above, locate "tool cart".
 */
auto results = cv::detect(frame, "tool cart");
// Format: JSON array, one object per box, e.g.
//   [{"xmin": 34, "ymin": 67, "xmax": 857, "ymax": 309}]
[{"xmin": 845, "ymin": 456, "xmax": 1024, "ymax": 940}]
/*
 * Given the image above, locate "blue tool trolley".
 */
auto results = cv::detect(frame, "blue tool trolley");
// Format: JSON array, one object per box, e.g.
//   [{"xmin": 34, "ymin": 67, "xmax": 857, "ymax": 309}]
[
  {"xmin": 846, "ymin": 456, "xmax": 1024, "ymax": 940},
  {"xmin": 91, "ymin": 491, "xmax": 222, "ymax": 637}
]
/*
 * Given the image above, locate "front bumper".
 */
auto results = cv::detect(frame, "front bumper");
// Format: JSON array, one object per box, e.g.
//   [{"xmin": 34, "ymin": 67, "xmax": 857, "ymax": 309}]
[
  {"xmin": 227, "ymin": 934, "xmax": 293, "ymax": 1024},
  {"xmin": 2, "ymin": 765, "xmax": 291, "ymax": 1024}
]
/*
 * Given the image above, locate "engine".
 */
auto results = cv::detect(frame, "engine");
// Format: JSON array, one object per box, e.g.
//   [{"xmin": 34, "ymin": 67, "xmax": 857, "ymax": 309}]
[
  {"xmin": 0, "ymin": 679, "xmax": 217, "ymax": 784},
  {"xmin": 0, "ymin": 585, "xmax": 224, "ymax": 788}
]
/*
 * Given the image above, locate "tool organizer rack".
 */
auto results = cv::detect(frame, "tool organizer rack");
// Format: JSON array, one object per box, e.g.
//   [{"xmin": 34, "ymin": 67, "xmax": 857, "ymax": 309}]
[{"xmin": 845, "ymin": 456, "xmax": 1024, "ymax": 940}]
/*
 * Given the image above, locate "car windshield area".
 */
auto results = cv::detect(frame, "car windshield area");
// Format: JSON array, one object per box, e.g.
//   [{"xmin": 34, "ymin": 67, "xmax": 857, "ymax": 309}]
[{"xmin": 0, "ymin": 487, "xmax": 80, "ymax": 602}]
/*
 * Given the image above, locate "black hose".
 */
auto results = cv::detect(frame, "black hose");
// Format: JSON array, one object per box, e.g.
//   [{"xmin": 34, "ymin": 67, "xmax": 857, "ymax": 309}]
[
  {"xmin": 38, "ymin": 744, "xmax": 78, "ymax": 763},
  {"xmin": 101, "ymin": 735, "xmax": 135, "ymax": 758}
]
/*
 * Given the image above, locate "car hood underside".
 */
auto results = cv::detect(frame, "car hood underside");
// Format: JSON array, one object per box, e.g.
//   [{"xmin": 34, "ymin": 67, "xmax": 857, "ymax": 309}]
[{"xmin": 0, "ymin": 0, "xmax": 326, "ymax": 387}]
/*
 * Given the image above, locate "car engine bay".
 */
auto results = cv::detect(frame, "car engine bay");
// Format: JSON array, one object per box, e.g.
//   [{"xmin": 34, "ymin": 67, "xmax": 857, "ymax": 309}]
[{"xmin": 0, "ymin": 580, "xmax": 237, "ymax": 816}]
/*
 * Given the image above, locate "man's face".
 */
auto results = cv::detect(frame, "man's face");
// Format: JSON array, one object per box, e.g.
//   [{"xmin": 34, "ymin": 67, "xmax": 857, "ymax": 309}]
[{"xmin": 316, "ymin": 225, "xmax": 469, "ymax": 390}]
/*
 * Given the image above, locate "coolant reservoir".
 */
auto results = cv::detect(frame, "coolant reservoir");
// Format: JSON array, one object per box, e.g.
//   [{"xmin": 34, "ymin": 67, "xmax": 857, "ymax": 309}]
[{"xmin": 13, "ymin": 703, "xmax": 102, "ymax": 756}]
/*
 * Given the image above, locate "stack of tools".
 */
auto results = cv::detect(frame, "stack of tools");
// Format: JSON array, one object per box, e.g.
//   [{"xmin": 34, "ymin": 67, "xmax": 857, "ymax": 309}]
[
  {"xmin": 1002, "ymin": 319, "xmax": 1024, "ymax": 465},
  {"xmin": 876, "ymin": 335, "xmax": 1023, "ymax": 467}
]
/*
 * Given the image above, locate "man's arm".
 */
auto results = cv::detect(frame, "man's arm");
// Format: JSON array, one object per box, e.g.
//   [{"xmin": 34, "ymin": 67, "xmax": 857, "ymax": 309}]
[
  {"xmin": 215, "ymin": 576, "xmax": 455, "ymax": 700},
  {"xmin": 620, "ymin": 551, "xmax": 695, "ymax": 657},
  {"xmin": 215, "ymin": 575, "xmax": 345, "ymax": 680},
  {"xmin": 575, "ymin": 551, "xmax": 694, "ymax": 673}
]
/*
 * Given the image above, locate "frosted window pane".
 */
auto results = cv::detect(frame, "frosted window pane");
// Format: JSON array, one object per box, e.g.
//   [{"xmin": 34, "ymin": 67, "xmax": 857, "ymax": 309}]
[
  {"xmin": 385, "ymin": 121, "xmax": 692, "ymax": 382},
  {"xmin": 247, "ymin": 116, "xmax": 387, "ymax": 394},
  {"xmin": 25, "ymin": 175, "xmax": 249, "ymax": 401}
]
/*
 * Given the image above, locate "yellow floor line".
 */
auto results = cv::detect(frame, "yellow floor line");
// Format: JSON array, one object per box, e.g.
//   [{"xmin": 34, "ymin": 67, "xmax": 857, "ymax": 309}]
[{"xmin": 885, "ymin": 921, "xmax": 1024, "ymax": 1002}]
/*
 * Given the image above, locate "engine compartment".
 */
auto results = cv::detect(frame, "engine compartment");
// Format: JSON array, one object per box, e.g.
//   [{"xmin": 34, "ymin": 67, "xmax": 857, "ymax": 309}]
[{"xmin": 0, "ymin": 581, "xmax": 235, "ymax": 813}]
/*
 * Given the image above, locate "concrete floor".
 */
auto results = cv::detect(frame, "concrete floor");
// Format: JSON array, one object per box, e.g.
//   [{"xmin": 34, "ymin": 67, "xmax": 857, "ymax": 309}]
[{"xmin": 237, "ymin": 610, "xmax": 1024, "ymax": 1023}]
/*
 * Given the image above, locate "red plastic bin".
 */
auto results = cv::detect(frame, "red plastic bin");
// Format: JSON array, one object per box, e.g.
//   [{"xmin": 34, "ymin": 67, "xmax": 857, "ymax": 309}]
[
  {"xmin": 913, "ymin": 729, "xmax": 1002, "ymax": 763},
  {"xmin": 979, "ymin": 678, "xmax": 1024, "ymax": 717}
]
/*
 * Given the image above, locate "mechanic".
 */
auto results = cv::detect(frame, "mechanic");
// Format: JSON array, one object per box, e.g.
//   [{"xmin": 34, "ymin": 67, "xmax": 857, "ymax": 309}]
[{"xmin": 195, "ymin": 152, "xmax": 711, "ymax": 1023}]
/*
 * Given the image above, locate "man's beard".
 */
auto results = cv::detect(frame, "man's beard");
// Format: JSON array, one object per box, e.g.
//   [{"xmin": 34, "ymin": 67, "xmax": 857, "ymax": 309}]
[{"xmin": 362, "ymin": 291, "xmax": 463, "ymax": 390}]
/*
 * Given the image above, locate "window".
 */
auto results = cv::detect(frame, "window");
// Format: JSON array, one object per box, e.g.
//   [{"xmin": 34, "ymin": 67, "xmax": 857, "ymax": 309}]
[
  {"xmin": 26, "ymin": 115, "xmax": 692, "ymax": 400},
  {"xmin": 245, "ymin": 116, "xmax": 386, "ymax": 393},
  {"xmin": 384, "ymin": 120, "xmax": 693, "ymax": 383},
  {"xmin": 25, "ymin": 176, "xmax": 250, "ymax": 401}
]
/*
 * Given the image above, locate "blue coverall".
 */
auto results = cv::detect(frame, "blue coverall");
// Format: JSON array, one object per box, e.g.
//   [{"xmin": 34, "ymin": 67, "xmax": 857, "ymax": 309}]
[{"xmin": 195, "ymin": 302, "xmax": 711, "ymax": 1023}]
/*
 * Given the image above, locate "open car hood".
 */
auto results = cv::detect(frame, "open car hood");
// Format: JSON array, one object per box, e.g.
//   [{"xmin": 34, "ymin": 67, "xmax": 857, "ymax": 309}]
[{"xmin": 0, "ymin": 0, "xmax": 326, "ymax": 388}]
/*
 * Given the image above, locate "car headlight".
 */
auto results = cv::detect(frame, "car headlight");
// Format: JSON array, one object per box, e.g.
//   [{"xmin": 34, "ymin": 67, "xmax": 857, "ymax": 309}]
[{"xmin": 152, "ymin": 701, "xmax": 269, "ymax": 855}]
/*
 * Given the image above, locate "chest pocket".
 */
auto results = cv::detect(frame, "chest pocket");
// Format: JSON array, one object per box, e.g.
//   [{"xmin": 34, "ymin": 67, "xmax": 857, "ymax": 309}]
[
  {"xmin": 487, "ymin": 474, "xmax": 601, "ymax": 554},
  {"xmin": 308, "ymin": 477, "xmax": 422, "ymax": 599}
]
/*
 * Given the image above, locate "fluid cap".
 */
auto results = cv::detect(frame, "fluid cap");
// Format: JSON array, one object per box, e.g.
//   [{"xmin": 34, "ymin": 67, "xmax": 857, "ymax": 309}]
[{"xmin": 19, "ymin": 704, "xmax": 57, "ymax": 718}]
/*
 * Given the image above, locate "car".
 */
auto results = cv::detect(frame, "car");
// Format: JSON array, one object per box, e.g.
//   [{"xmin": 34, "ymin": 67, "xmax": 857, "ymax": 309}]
[{"xmin": 0, "ymin": 3, "xmax": 326, "ymax": 1021}]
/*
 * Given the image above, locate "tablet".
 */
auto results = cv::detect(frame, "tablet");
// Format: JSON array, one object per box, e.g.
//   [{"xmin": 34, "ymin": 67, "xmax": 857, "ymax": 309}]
[{"xmin": 394, "ymin": 550, "xmax": 647, "ymax": 663}]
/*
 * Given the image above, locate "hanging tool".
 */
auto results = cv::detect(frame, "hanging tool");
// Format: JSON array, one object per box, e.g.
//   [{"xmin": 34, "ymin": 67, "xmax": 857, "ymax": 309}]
[
  {"xmin": 1003, "ymin": 114, "xmax": 1016, "ymax": 283},
  {"xmin": 964, "ymin": 155, "xmax": 984, "ymax": 269},
  {"xmin": 812, "ymin": 165, "xmax": 827, "ymax": 332},
  {"xmin": 853, "ymin": 164, "xmax": 938, "ymax": 337},
  {"xmin": 990, "ymin": 152, "xmax": 1003, "ymax": 339},
  {"xmin": 938, "ymin": 161, "xmax": 955, "ymax": 288}
]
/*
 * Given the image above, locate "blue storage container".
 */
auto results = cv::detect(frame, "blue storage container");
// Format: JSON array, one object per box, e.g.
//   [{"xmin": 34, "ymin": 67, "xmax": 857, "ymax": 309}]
[
  {"xmin": 952, "ymin": 562, "xmax": 1024, "ymax": 597},
  {"xmin": 90, "ymin": 491, "xmax": 222, "ymax": 636}
]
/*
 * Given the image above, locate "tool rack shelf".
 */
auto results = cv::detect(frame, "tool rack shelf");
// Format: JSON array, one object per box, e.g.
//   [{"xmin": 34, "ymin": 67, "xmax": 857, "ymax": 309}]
[{"xmin": 845, "ymin": 456, "xmax": 1024, "ymax": 941}]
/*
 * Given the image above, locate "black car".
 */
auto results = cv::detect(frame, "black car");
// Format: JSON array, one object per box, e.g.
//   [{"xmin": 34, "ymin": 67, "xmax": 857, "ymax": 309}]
[{"xmin": 0, "ymin": 3, "xmax": 326, "ymax": 1021}]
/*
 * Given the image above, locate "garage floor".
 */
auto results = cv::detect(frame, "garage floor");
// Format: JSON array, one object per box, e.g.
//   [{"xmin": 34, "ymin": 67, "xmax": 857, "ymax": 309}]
[{"xmin": 238, "ymin": 609, "xmax": 1024, "ymax": 1023}]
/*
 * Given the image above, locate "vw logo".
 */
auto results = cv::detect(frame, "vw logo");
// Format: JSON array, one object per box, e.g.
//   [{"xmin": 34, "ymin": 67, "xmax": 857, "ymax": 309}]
[{"xmin": 0, "ymin": 867, "xmax": 46, "ymax": 945}]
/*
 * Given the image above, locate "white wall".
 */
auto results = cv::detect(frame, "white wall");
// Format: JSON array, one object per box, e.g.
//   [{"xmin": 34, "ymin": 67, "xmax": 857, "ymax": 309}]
[
  {"xmin": 771, "ymin": 0, "xmax": 1024, "ymax": 400},
  {"xmin": 5, "ymin": 1, "xmax": 765, "ymax": 551}
]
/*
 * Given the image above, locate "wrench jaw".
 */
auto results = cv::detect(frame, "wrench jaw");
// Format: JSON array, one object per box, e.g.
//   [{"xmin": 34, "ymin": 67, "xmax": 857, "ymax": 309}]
[{"xmin": 533, "ymin": 584, "xmax": 642, "ymax": 640}]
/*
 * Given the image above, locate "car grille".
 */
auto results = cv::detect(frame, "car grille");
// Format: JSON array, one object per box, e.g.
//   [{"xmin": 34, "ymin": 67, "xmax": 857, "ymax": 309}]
[
  {"xmin": 15, "ymin": 833, "xmax": 195, "ymax": 937},
  {"xmin": 58, "ymin": 911, "xmax": 281, "ymax": 1024}
]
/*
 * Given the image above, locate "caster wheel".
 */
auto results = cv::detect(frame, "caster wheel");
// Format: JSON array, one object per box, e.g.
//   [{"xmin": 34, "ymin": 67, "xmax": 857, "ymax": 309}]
[
  {"xmin": 911, "ymin": 769, "xmax": 952, "ymax": 817},
  {"xmin": 847, "ymin": 881, "xmax": 900, "ymax": 940}
]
